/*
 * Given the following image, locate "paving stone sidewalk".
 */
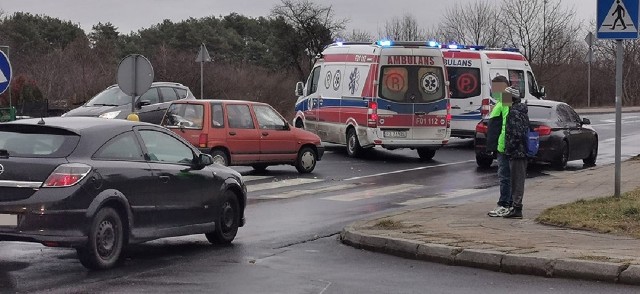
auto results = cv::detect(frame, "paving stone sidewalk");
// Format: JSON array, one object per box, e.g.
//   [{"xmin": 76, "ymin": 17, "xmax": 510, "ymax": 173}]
[{"xmin": 341, "ymin": 159, "xmax": 640, "ymax": 285}]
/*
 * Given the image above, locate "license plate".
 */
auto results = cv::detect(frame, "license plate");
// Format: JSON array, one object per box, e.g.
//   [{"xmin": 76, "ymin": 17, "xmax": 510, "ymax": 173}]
[
  {"xmin": 0, "ymin": 214, "xmax": 17, "ymax": 227},
  {"xmin": 384, "ymin": 130, "xmax": 407, "ymax": 138}
]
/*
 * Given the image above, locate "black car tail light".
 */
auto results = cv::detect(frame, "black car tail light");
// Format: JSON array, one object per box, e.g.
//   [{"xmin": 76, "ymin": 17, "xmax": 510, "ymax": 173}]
[
  {"xmin": 42, "ymin": 163, "xmax": 92, "ymax": 188},
  {"xmin": 534, "ymin": 125, "xmax": 552, "ymax": 136},
  {"xmin": 475, "ymin": 122, "xmax": 488, "ymax": 134}
]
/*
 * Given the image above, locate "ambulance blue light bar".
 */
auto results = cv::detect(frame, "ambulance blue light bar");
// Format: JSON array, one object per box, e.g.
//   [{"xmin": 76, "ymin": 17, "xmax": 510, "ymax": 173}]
[
  {"xmin": 427, "ymin": 41, "xmax": 440, "ymax": 48},
  {"xmin": 502, "ymin": 48, "xmax": 520, "ymax": 52},
  {"xmin": 377, "ymin": 40, "xmax": 393, "ymax": 47},
  {"xmin": 467, "ymin": 45, "xmax": 486, "ymax": 50}
]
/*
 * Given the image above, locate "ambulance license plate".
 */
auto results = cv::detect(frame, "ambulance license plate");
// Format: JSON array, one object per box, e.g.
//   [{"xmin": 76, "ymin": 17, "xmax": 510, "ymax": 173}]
[
  {"xmin": 0, "ymin": 214, "xmax": 18, "ymax": 227},
  {"xmin": 384, "ymin": 130, "xmax": 407, "ymax": 138}
]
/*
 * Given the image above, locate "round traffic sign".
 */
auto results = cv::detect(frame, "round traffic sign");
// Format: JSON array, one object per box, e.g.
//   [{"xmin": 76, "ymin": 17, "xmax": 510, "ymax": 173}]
[
  {"xmin": 0, "ymin": 51, "xmax": 12, "ymax": 95},
  {"xmin": 117, "ymin": 54, "xmax": 154, "ymax": 97}
]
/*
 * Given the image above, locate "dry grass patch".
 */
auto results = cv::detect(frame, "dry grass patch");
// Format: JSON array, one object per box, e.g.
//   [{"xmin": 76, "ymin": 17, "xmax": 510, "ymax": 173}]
[
  {"xmin": 536, "ymin": 187, "xmax": 640, "ymax": 238},
  {"xmin": 372, "ymin": 219, "xmax": 405, "ymax": 229}
]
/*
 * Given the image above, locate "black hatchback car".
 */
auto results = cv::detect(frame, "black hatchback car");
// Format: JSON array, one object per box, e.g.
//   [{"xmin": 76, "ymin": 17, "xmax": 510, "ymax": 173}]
[
  {"xmin": 0, "ymin": 117, "xmax": 246, "ymax": 269},
  {"xmin": 475, "ymin": 100, "xmax": 598, "ymax": 170}
]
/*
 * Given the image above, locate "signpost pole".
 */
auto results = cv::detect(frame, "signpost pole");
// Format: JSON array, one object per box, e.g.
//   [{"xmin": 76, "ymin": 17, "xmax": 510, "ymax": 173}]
[
  {"xmin": 201, "ymin": 60, "xmax": 204, "ymax": 99},
  {"xmin": 615, "ymin": 39, "xmax": 623, "ymax": 197}
]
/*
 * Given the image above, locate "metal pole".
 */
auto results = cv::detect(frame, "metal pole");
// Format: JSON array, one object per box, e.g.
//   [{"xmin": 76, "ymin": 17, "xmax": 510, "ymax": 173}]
[
  {"xmin": 131, "ymin": 55, "xmax": 137, "ymax": 114},
  {"xmin": 588, "ymin": 48, "xmax": 591, "ymax": 108},
  {"xmin": 615, "ymin": 40, "xmax": 622, "ymax": 197},
  {"xmin": 200, "ymin": 61, "xmax": 204, "ymax": 99}
]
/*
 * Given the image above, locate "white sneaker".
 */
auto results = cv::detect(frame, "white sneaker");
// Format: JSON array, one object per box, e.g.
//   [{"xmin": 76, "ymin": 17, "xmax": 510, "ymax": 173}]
[
  {"xmin": 496, "ymin": 206, "xmax": 513, "ymax": 217},
  {"xmin": 488, "ymin": 206, "xmax": 507, "ymax": 217}
]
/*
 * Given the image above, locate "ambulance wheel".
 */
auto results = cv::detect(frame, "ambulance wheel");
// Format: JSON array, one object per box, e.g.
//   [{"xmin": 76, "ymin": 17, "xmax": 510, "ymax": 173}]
[
  {"xmin": 417, "ymin": 148, "xmax": 436, "ymax": 161},
  {"xmin": 476, "ymin": 155, "xmax": 493, "ymax": 168},
  {"xmin": 346, "ymin": 128, "xmax": 362, "ymax": 158}
]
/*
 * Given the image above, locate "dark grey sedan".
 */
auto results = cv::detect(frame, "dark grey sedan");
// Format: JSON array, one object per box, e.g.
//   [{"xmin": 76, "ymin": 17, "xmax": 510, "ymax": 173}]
[
  {"xmin": 0, "ymin": 117, "xmax": 246, "ymax": 270},
  {"xmin": 474, "ymin": 100, "xmax": 598, "ymax": 170}
]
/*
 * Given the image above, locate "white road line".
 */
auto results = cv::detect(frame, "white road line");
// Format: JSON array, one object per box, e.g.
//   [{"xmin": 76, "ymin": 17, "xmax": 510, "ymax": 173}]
[
  {"xmin": 243, "ymin": 175, "xmax": 273, "ymax": 182},
  {"xmin": 323, "ymin": 184, "xmax": 424, "ymax": 202},
  {"xmin": 343, "ymin": 160, "xmax": 475, "ymax": 181},
  {"xmin": 396, "ymin": 188, "xmax": 485, "ymax": 206},
  {"xmin": 247, "ymin": 178, "xmax": 323, "ymax": 193},
  {"xmin": 254, "ymin": 183, "xmax": 365, "ymax": 200}
]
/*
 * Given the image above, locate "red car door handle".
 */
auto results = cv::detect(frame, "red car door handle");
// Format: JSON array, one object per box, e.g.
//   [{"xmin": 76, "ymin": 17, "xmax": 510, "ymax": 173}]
[
  {"xmin": 159, "ymin": 176, "xmax": 170, "ymax": 183},
  {"xmin": 262, "ymin": 132, "xmax": 269, "ymax": 136},
  {"xmin": 229, "ymin": 131, "xmax": 236, "ymax": 136}
]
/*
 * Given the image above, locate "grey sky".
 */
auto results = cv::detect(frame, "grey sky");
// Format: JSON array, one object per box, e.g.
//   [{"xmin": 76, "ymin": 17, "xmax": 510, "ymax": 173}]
[{"xmin": 0, "ymin": 0, "xmax": 596, "ymax": 36}]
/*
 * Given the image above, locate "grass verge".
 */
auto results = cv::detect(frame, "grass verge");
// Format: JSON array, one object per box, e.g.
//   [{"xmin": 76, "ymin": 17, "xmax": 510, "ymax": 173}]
[
  {"xmin": 371, "ymin": 219, "xmax": 405, "ymax": 229},
  {"xmin": 536, "ymin": 187, "xmax": 640, "ymax": 238}
]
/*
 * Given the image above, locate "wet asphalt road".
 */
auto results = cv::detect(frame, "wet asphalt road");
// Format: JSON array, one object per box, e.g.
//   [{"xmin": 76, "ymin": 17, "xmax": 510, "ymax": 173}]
[{"xmin": 1, "ymin": 112, "xmax": 640, "ymax": 293}]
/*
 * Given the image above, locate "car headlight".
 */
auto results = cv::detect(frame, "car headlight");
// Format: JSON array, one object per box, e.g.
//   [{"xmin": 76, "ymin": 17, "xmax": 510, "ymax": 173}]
[{"xmin": 99, "ymin": 111, "xmax": 121, "ymax": 119}]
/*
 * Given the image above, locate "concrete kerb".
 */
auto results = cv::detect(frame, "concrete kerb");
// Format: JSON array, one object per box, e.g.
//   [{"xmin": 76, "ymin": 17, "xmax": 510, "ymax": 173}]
[{"xmin": 340, "ymin": 226, "xmax": 640, "ymax": 285}]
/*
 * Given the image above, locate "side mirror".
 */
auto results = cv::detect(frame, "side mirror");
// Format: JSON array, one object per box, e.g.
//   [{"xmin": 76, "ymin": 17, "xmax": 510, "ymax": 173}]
[
  {"xmin": 137, "ymin": 100, "xmax": 151, "ymax": 108},
  {"xmin": 198, "ymin": 153, "xmax": 213, "ymax": 167},
  {"xmin": 295, "ymin": 82, "xmax": 305, "ymax": 96},
  {"xmin": 582, "ymin": 117, "xmax": 591, "ymax": 125},
  {"xmin": 538, "ymin": 86, "xmax": 546, "ymax": 98}
]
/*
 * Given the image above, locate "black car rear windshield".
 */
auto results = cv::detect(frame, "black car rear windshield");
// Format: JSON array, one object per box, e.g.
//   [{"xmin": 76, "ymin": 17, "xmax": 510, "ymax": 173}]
[{"xmin": 0, "ymin": 125, "xmax": 80, "ymax": 158}]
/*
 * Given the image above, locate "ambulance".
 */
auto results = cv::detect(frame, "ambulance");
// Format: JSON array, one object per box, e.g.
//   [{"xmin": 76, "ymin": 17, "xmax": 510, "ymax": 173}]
[
  {"xmin": 293, "ymin": 41, "xmax": 451, "ymax": 160},
  {"xmin": 442, "ymin": 45, "xmax": 545, "ymax": 138}
]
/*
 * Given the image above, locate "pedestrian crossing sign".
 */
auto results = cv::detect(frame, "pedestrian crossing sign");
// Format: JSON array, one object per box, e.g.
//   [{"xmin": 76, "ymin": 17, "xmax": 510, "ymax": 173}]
[{"xmin": 598, "ymin": 0, "xmax": 639, "ymax": 39}]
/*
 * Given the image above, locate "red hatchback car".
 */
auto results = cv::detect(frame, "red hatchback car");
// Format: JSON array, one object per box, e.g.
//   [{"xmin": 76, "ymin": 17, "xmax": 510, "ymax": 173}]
[{"xmin": 161, "ymin": 100, "xmax": 324, "ymax": 173}]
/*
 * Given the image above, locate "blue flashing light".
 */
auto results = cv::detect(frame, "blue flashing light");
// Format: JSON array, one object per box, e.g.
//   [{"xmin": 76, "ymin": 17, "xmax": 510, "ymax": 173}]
[
  {"xmin": 447, "ymin": 44, "xmax": 461, "ymax": 49},
  {"xmin": 336, "ymin": 42, "xmax": 344, "ymax": 46},
  {"xmin": 377, "ymin": 40, "xmax": 392, "ymax": 47},
  {"xmin": 467, "ymin": 45, "xmax": 486, "ymax": 51},
  {"xmin": 502, "ymin": 48, "xmax": 520, "ymax": 52},
  {"xmin": 427, "ymin": 41, "xmax": 440, "ymax": 48}
]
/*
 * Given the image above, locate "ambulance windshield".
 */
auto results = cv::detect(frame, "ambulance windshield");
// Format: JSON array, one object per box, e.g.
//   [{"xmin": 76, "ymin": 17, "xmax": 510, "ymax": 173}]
[{"xmin": 379, "ymin": 66, "xmax": 445, "ymax": 103}]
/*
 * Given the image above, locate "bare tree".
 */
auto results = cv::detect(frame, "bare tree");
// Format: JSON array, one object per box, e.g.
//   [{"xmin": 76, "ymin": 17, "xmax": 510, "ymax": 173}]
[
  {"xmin": 500, "ymin": 0, "xmax": 581, "ymax": 65},
  {"xmin": 340, "ymin": 29, "xmax": 374, "ymax": 42},
  {"xmin": 379, "ymin": 14, "xmax": 426, "ymax": 41},
  {"xmin": 271, "ymin": 0, "xmax": 347, "ymax": 79},
  {"xmin": 439, "ymin": 0, "xmax": 504, "ymax": 47}
]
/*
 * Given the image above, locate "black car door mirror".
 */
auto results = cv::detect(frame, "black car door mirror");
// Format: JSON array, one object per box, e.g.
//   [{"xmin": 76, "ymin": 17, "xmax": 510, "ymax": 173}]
[
  {"xmin": 295, "ymin": 81, "xmax": 305, "ymax": 96},
  {"xmin": 137, "ymin": 100, "xmax": 151, "ymax": 108},
  {"xmin": 199, "ymin": 153, "xmax": 214, "ymax": 166},
  {"xmin": 582, "ymin": 118, "xmax": 591, "ymax": 125}
]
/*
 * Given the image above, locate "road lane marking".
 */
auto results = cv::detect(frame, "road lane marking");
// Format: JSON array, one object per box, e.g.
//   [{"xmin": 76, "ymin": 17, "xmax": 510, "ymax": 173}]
[
  {"xmin": 396, "ymin": 188, "xmax": 486, "ymax": 206},
  {"xmin": 323, "ymin": 184, "xmax": 424, "ymax": 202},
  {"xmin": 343, "ymin": 160, "xmax": 475, "ymax": 181},
  {"xmin": 243, "ymin": 175, "xmax": 273, "ymax": 182},
  {"xmin": 247, "ymin": 178, "xmax": 323, "ymax": 192},
  {"xmin": 254, "ymin": 183, "xmax": 364, "ymax": 200}
]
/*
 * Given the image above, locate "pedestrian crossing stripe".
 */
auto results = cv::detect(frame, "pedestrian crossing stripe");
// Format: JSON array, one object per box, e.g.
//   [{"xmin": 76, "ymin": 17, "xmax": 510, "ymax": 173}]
[
  {"xmin": 322, "ymin": 184, "xmax": 424, "ymax": 202},
  {"xmin": 599, "ymin": 0, "xmax": 638, "ymax": 33},
  {"xmin": 246, "ymin": 178, "xmax": 323, "ymax": 193},
  {"xmin": 254, "ymin": 183, "xmax": 363, "ymax": 200}
]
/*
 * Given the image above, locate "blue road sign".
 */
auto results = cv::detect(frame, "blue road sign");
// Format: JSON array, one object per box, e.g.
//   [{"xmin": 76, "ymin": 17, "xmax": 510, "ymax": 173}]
[
  {"xmin": 0, "ymin": 51, "xmax": 11, "ymax": 95},
  {"xmin": 598, "ymin": 0, "xmax": 639, "ymax": 39}
]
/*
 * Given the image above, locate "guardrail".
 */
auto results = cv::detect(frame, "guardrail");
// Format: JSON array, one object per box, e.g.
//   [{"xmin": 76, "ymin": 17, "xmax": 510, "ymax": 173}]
[{"xmin": 0, "ymin": 107, "xmax": 16, "ymax": 122}]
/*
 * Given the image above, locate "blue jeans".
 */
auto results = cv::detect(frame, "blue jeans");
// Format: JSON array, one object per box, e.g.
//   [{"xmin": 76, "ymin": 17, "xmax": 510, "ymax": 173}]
[{"xmin": 497, "ymin": 153, "xmax": 512, "ymax": 207}]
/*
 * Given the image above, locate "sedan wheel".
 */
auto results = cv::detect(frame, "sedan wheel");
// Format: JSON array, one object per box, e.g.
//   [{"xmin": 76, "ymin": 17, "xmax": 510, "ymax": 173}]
[
  {"xmin": 583, "ymin": 140, "xmax": 598, "ymax": 166},
  {"xmin": 552, "ymin": 141, "xmax": 569, "ymax": 170},
  {"xmin": 206, "ymin": 191, "xmax": 240, "ymax": 245},
  {"xmin": 295, "ymin": 146, "xmax": 317, "ymax": 173},
  {"xmin": 77, "ymin": 207, "xmax": 124, "ymax": 270},
  {"xmin": 476, "ymin": 154, "xmax": 493, "ymax": 168},
  {"xmin": 211, "ymin": 149, "xmax": 229, "ymax": 166}
]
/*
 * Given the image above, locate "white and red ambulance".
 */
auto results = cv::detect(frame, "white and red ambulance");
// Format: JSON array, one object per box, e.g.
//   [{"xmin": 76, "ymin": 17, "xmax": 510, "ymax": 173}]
[
  {"xmin": 442, "ymin": 45, "xmax": 545, "ymax": 138},
  {"xmin": 294, "ymin": 41, "xmax": 451, "ymax": 160}
]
